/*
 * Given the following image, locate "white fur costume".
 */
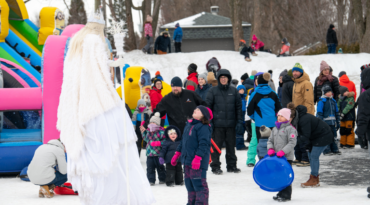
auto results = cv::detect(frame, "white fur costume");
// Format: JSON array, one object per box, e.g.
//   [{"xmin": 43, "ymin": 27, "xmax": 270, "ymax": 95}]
[{"xmin": 57, "ymin": 34, "xmax": 155, "ymax": 205}]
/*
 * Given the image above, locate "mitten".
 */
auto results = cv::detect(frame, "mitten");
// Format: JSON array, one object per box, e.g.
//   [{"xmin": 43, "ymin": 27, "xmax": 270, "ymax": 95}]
[
  {"xmin": 276, "ymin": 150, "xmax": 285, "ymax": 158},
  {"xmin": 235, "ymin": 122, "xmax": 244, "ymax": 135},
  {"xmin": 267, "ymin": 148, "xmax": 275, "ymax": 157},
  {"xmin": 159, "ymin": 157, "xmax": 165, "ymax": 165},
  {"xmin": 150, "ymin": 141, "xmax": 161, "ymax": 147},
  {"xmin": 171, "ymin": 152, "xmax": 181, "ymax": 166},
  {"xmin": 191, "ymin": 155, "xmax": 202, "ymax": 170},
  {"xmin": 340, "ymin": 113, "xmax": 344, "ymax": 120}
]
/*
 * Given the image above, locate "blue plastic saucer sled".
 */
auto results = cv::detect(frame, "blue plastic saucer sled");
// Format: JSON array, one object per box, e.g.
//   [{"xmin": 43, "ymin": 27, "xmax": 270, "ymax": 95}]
[{"xmin": 253, "ymin": 155, "xmax": 294, "ymax": 192}]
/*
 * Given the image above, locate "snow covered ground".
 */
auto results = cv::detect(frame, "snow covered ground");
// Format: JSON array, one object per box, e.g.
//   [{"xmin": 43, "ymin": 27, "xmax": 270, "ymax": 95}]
[
  {"xmin": 1, "ymin": 145, "xmax": 369, "ymax": 205},
  {"xmin": 1, "ymin": 50, "xmax": 370, "ymax": 204}
]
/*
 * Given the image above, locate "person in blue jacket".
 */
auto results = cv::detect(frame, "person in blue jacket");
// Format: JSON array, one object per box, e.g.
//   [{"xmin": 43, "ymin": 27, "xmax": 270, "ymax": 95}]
[
  {"xmin": 247, "ymin": 73, "xmax": 282, "ymax": 142},
  {"xmin": 236, "ymin": 85, "xmax": 248, "ymax": 150},
  {"xmin": 173, "ymin": 23, "xmax": 183, "ymax": 53},
  {"xmin": 171, "ymin": 105, "xmax": 212, "ymax": 205}
]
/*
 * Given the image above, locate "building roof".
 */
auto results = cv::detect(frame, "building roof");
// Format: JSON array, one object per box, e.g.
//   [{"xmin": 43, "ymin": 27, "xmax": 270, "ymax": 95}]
[{"xmin": 161, "ymin": 12, "xmax": 251, "ymax": 29}]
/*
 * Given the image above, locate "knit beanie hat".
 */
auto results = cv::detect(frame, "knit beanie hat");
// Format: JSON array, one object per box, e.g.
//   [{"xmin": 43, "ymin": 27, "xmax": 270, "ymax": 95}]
[
  {"xmin": 198, "ymin": 73, "xmax": 208, "ymax": 83},
  {"xmin": 338, "ymin": 48, "xmax": 343, "ymax": 54},
  {"xmin": 260, "ymin": 126, "xmax": 272, "ymax": 137},
  {"xmin": 153, "ymin": 78, "xmax": 162, "ymax": 88},
  {"xmin": 252, "ymin": 35, "xmax": 257, "ymax": 41},
  {"xmin": 329, "ymin": 24, "xmax": 335, "ymax": 29},
  {"xmin": 287, "ymin": 69, "xmax": 293, "ymax": 77},
  {"xmin": 175, "ymin": 23, "xmax": 180, "ymax": 28},
  {"xmin": 137, "ymin": 99, "xmax": 146, "ymax": 107},
  {"xmin": 241, "ymin": 73, "xmax": 249, "ymax": 80},
  {"xmin": 251, "ymin": 70, "xmax": 257, "ymax": 76},
  {"xmin": 171, "ymin": 76, "xmax": 183, "ymax": 87},
  {"xmin": 197, "ymin": 105, "xmax": 213, "ymax": 120},
  {"xmin": 268, "ymin": 70, "xmax": 273, "ymax": 78},
  {"xmin": 188, "ymin": 63, "xmax": 198, "ymax": 73},
  {"xmin": 292, "ymin": 63, "xmax": 303, "ymax": 74},
  {"xmin": 338, "ymin": 71, "xmax": 346, "ymax": 78},
  {"xmin": 279, "ymin": 69, "xmax": 288, "ymax": 77},
  {"xmin": 320, "ymin": 61, "xmax": 330, "ymax": 72},
  {"xmin": 339, "ymin": 86, "xmax": 349, "ymax": 96},
  {"xmin": 361, "ymin": 64, "xmax": 370, "ymax": 71},
  {"xmin": 155, "ymin": 71, "xmax": 160, "ymax": 76},
  {"xmin": 322, "ymin": 85, "xmax": 332, "ymax": 95},
  {"xmin": 257, "ymin": 73, "xmax": 271, "ymax": 85},
  {"xmin": 278, "ymin": 108, "xmax": 291, "ymax": 121},
  {"xmin": 150, "ymin": 112, "xmax": 161, "ymax": 126},
  {"xmin": 231, "ymin": 79, "xmax": 239, "ymax": 87}
]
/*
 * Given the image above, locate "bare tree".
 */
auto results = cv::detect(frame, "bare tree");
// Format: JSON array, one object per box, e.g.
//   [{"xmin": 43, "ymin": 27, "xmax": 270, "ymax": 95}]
[
  {"xmin": 125, "ymin": 0, "xmax": 137, "ymax": 50},
  {"xmin": 68, "ymin": 0, "xmax": 87, "ymax": 25},
  {"xmin": 352, "ymin": 0, "xmax": 370, "ymax": 52},
  {"xmin": 229, "ymin": 0, "xmax": 243, "ymax": 51}
]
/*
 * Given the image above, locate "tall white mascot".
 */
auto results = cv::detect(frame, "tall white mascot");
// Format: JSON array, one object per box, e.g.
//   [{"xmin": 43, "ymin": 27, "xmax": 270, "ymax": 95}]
[{"xmin": 57, "ymin": 11, "xmax": 155, "ymax": 205}]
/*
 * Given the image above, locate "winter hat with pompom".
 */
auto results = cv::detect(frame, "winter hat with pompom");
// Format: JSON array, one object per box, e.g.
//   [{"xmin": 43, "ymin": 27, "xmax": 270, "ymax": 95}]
[
  {"xmin": 260, "ymin": 126, "xmax": 272, "ymax": 138},
  {"xmin": 251, "ymin": 70, "xmax": 257, "ymax": 76},
  {"xmin": 320, "ymin": 61, "xmax": 330, "ymax": 72},
  {"xmin": 150, "ymin": 112, "xmax": 161, "ymax": 126},
  {"xmin": 257, "ymin": 73, "xmax": 271, "ymax": 85},
  {"xmin": 252, "ymin": 35, "xmax": 258, "ymax": 41},
  {"xmin": 278, "ymin": 108, "xmax": 291, "ymax": 121},
  {"xmin": 197, "ymin": 105, "xmax": 213, "ymax": 120}
]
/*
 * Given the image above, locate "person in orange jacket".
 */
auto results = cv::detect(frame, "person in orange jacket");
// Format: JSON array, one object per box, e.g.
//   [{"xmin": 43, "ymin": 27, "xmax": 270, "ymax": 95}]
[
  {"xmin": 277, "ymin": 38, "xmax": 290, "ymax": 57},
  {"xmin": 338, "ymin": 71, "xmax": 357, "ymax": 100}
]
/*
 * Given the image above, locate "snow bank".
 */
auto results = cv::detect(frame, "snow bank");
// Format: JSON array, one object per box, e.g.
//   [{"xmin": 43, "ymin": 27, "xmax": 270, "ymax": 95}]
[{"xmin": 123, "ymin": 51, "xmax": 370, "ymax": 93}]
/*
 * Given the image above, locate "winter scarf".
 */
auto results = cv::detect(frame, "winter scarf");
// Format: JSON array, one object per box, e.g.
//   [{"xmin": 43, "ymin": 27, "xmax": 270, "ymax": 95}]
[
  {"xmin": 317, "ymin": 74, "xmax": 334, "ymax": 86},
  {"xmin": 148, "ymin": 124, "xmax": 162, "ymax": 132},
  {"xmin": 275, "ymin": 121, "xmax": 289, "ymax": 129},
  {"xmin": 57, "ymin": 34, "xmax": 120, "ymax": 161}
]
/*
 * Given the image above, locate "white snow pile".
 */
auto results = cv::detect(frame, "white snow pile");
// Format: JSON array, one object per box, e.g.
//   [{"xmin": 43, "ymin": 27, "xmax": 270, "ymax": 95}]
[
  {"xmin": 162, "ymin": 13, "xmax": 203, "ymax": 28},
  {"xmin": 124, "ymin": 50, "xmax": 369, "ymax": 93}
]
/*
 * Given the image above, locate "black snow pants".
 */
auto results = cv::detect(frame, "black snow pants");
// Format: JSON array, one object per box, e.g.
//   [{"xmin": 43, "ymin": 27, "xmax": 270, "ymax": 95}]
[
  {"xmin": 165, "ymin": 162, "xmax": 183, "ymax": 185},
  {"xmin": 210, "ymin": 127, "xmax": 237, "ymax": 171}
]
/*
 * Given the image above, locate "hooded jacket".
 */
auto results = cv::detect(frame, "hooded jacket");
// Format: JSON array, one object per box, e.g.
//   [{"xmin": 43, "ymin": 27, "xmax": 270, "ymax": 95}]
[
  {"xmin": 154, "ymin": 34, "xmax": 171, "ymax": 53},
  {"xmin": 237, "ymin": 85, "xmax": 247, "ymax": 112},
  {"xmin": 142, "ymin": 126, "xmax": 166, "ymax": 157},
  {"xmin": 205, "ymin": 69, "xmax": 243, "ymax": 128},
  {"xmin": 337, "ymin": 92, "xmax": 356, "ymax": 121},
  {"xmin": 291, "ymin": 105, "xmax": 334, "ymax": 150},
  {"xmin": 28, "ymin": 140, "xmax": 67, "ymax": 185},
  {"xmin": 339, "ymin": 74, "xmax": 357, "ymax": 100},
  {"xmin": 149, "ymin": 87, "xmax": 163, "ymax": 111},
  {"xmin": 314, "ymin": 75, "xmax": 340, "ymax": 103},
  {"xmin": 242, "ymin": 78, "xmax": 254, "ymax": 91},
  {"xmin": 247, "ymin": 84, "xmax": 281, "ymax": 127},
  {"xmin": 195, "ymin": 83, "xmax": 211, "ymax": 101},
  {"xmin": 173, "ymin": 26, "xmax": 183, "ymax": 42},
  {"xmin": 326, "ymin": 28, "xmax": 338, "ymax": 45},
  {"xmin": 251, "ymin": 36, "xmax": 265, "ymax": 50},
  {"xmin": 267, "ymin": 122, "xmax": 297, "ymax": 160},
  {"xmin": 177, "ymin": 119, "xmax": 212, "ymax": 170},
  {"xmin": 132, "ymin": 107, "xmax": 152, "ymax": 130},
  {"xmin": 355, "ymin": 68, "xmax": 370, "ymax": 137},
  {"xmin": 292, "ymin": 72, "xmax": 315, "ymax": 115},
  {"xmin": 206, "ymin": 57, "xmax": 221, "ymax": 87},
  {"xmin": 185, "ymin": 72, "xmax": 198, "ymax": 91},
  {"xmin": 159, "ymin": 125, "xmax": 182, "ymax": 163},
  {"xmin": 316, "ymin": 96, "xmax": 340, "ymax": 126},
  {"xmin": 281, "ymin": 74, "xmax": 295, "ymax": 108}
]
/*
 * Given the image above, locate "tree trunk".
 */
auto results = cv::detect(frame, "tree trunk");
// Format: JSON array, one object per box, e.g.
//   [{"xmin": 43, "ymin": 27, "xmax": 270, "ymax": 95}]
[
  {"xmin": 229, "ymin": 0, "xmax": 243, "ymax": 51},
  {"xmin": 352, "ymin": 0, "xmax": 370, "ymax": 52},
  {"xmin": 95, "ymin": 0, "xmax": 100, "ymax": 11},
  {"xmin": 152, "ymin": 0, "xmax": 162, "ymax": 39},
  {"xmin": 125, "ymin": 0, "xmax": 137, "ymax": 50},
  {"xmin": 139, "ymin": 0, "xmax": 152, "ymax": 48},
  {"xmin": 251, "ymin": 0, "xmax": 261, "ymax": 41}
]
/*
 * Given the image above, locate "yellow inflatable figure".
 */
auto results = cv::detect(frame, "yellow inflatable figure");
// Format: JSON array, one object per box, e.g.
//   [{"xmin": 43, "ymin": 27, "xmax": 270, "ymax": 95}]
[
  {"xmin": 116, "ymin": 66, "xmax": 172, "ymax": 110},
  {"xmin": 38, "ymin": 7, "xmax": 65, "ymax": 45},
  {"xmin": 0, "ymin": 1, "xmax": 10, "ymax": 42}
]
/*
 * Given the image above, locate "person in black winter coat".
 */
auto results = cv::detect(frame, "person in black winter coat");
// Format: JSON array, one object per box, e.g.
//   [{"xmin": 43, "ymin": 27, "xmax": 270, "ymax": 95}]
[
  {"xmin": 356, "ymin": 68, "xmax": 370, "ymax": 145},
  {"xmin": 149, "ymin": 77, "xmax": 207, "ymax": 134},
  {"xmin": 206, "ymin": 69, "xmax": 243, "ymax": 175},
  {"xmin": 241, "ymin": 73, "xmax": 254, "ymax": 91},
  {"xmin": 154, "ymin": 31, "xmax": 171, "ymax": 54},
  {"xmin": 326, "ymin": 24, "xmax": 338, "ymax": 54},
  {"xmin": 278, "ymin": 69, "xmax": 288, "ymax": 102},
  {"xmin": 281, "ymin": 70, "xmax": 294, "ymax": 108},
  {"xmin": 289, "ymin": 103, "xmax": 333, "ymax": 188},
  {"xmin": 158, "ymin": 125, "xmax": 183, "ymax": 187},
  {"xmin": 314, "ymin": 61, "xmax": 340, "ymax": 103}
]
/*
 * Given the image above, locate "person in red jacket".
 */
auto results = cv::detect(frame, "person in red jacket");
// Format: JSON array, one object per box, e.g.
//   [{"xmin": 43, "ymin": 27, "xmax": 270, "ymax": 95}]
[
  {"xmin": 338, "ymin": 71, "xmax": 357, "ymax": 100},
  {"xmin": 251, "ymin": 34, "xmax": 265, "ymax": 51},
  {"xmin": 149, "ymin": 78, "xmax": 166, "ymax": 126},
  {"xmin": 185, "ymin": 63, "xmax": 199, "ymax": 91}
]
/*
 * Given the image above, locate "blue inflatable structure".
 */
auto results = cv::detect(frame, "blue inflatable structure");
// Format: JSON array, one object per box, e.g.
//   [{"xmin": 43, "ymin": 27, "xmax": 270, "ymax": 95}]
[{"xmin": 253, "ymin": 155, "xmax": 294, "ymax": 192}]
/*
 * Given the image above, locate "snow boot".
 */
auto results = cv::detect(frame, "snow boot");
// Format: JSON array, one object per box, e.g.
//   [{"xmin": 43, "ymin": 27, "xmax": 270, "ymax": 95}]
[
  {"xmin": 167, "ymin": 182, "xmax": 175, "ymax": 187},
  {"xmin": 301, "ymin": 175, "xmax": 320, "ymax": 188},
  {"xmin": 292, "ymin": 160, "xmax": 300, "ymax": 165},
  {"xmin": 245, "ymin": 57, "xmax": 251, "ymax": 62},
  {"xmin": 296, "ymin": 161, "xmax": 310, "ymax": 167},
  {"xmin": 238, "ymin": 147, "xmax": 248, "ymax": 151},
  {"xmin": 227, "ymin": 167, "xmax": 241, "ymax": 173},
  {"xmin": 346, "ymin": 145, "xmax": 355, "ymax": 149},
  {"xmin": 252, "ymin": 52, "xmax": 258, "ymax": 56},
  {"xmin": 40, "ymin": 185, "xmax": 53, "ymax": 198},
  {"xmin": 150, "ymin": 182, "xmax": 155, "ymax": 186},
  {"xmin": 273, "ymin": 194, "xmax": 280, "ymax": 201},
  {"xmin": 39, "ymin": 188, "xmax": 44, "ymax": 198},
  {"xmin": 367, "ymin": 187, "xmax": 370, "ymax": 198},
  {"xmin": 247, "ymin": 163, "xmax": 255, "ymax": 167},
  {"xmin": 212, "ymin": 168, "xmax": 223, "ymax": 175},
  {"xmin": 333, "ymin": 151, "xmax": 341, "ymax": 155},
  {"xmin": 323, "ymin": 152, "xmax": 333, "ymax": 156},
  {"xmin": 159, "ymin": 181, "xmax": 165, "ymax": 184},
  {"xmin": 278, "ymin": 197, "xmax": 291, "ymax": 202}
]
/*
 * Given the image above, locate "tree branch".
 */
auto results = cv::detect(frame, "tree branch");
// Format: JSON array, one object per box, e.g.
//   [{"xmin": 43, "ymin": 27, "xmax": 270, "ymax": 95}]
[
  {"xmin": 63, "ymin": 0, "xmax": 70, "ymax": 10},
  {"xmin": 131, "ymin": 0, "xmax": 142, "ymax": 10},
  {"xmin": 24, "ymin": 0, "xmax": 31, "ymax": 3}
]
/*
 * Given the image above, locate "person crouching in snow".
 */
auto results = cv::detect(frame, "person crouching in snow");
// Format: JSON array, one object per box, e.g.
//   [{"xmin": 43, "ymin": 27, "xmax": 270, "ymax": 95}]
[
  {"xmin": 158, "ymin": 125, "xmax": 184, "ymax": 187},
  {"xmin": 239, "ymin": 39, "xmax": 257, "ymax": 62},
  {"xmin": 28, "ymin": 139, "xmax": 67, "ymax": 198},
  {"xmin": 132, "ymin": 99, "xmax": 152, "ymax": 156},
  {"xmin": 141, "ymin": 112, "xmax": 166, "ymax": 185},
  {"xmin": 171, "ymin": 105, "xmax": 212, "ymax": 205},
  {"xmin": 277, "ymin": 38, "xmax": 291, "ymax": 57},
  {"xmin": 267, "ymin": 108, "xmax": 297, "ymax": 202}
]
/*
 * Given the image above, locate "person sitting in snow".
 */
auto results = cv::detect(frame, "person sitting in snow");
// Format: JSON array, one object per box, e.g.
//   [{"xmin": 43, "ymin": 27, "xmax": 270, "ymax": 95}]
[
  {"xmin": 277, "ymin": 38, "xmax": 291, "ymax": 57},
  {"xmin": 158, "ymin": 125, "xmax": 184, "ymax": 187},
  {"xmin": 251, "ymin": 34, "xmax": 265, "ymax": 51},
  {"xmin": 239, "ymin": 39, "xmax": 257, "ymax": 62},
  {"xmin": 141, "ymin": 112, "xmax": 166, "ymax": 186},
  {"xmin": 28, "ymin": 139, "xmax": 67, "ymax": 198},
  {"xmin": 267, "ymin": 108, "xmax": 297, "ymax": 202},
  {"xmin": 132, "ymin": 99, "xmax": 153, "ymax": 156}
]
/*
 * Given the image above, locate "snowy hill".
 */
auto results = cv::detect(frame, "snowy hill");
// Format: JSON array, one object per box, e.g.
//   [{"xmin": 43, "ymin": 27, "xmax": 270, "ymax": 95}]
[{"xmin": 124, "ymin": 50, "xmax": 370, "ymax": 93}]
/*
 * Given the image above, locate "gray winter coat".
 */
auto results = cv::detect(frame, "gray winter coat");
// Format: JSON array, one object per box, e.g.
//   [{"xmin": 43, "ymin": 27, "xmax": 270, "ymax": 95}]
[
  {"xmin": 268, "ymin": 80, "xmax": 276, "ymax": 92},
  {"xmin": 28, "ymin": 140, "xmax": 67, "ymax": 185},
  {"xmin": 267, "ymin": 123, "xmax": 297, "ymax": 160}
]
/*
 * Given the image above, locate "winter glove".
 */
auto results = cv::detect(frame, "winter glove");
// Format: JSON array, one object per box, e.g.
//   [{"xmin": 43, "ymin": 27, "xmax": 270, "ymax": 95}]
[
  {"xmin": 340, "ymin": 113, "xmax": 345, "ymax": 120},
  {"xmin": 276, "ymin": 150, "xmax": 285, "ymax": 158},
  {"xmin": 235, "ymin": 122, "xmax": 244, "ymax": 135},
  {"xmin": 267, "ymin": 148, "xmax": 275, "ymax": 157},
  {"xmin": 150, "ymin": 141, "xmax": 161, "ymax": 147},
  {"xmin": 171, "ymin": 152, "xmax": 181, "ymax": 166},
  {"xmin": 191, "ymin": 155, "xmax": 202, "ymax": 170},
  {"xmin": 159, "ymin": 157, "xmax": 165, "ymax": 165}
]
